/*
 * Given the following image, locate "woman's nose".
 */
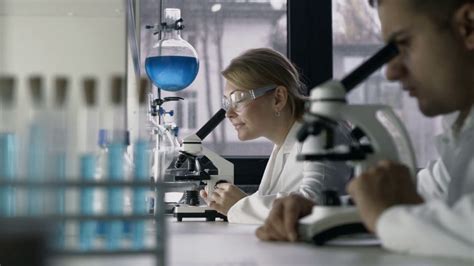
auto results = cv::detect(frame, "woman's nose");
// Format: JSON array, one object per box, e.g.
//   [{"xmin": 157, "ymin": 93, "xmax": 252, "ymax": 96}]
[{"xmin": 225, "ymin": 107, "xmax": 237, "ymax": 118}]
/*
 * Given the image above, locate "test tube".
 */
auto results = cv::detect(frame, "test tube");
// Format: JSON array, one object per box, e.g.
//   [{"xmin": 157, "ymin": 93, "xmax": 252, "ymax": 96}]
[
  {"xmin": 26, "ymin": 76, "xmax": 46, "ymax": 216},
  {"xmin": 110, "ymin": 76, "xmax": 126, "ymax": 144},
  {"xmin": 0, "ymin": 77, "xmax": 17, "ymax": 217},
  {"xmin": 106, "ymin": 76, "xmax": 126, "ymax": 250},
  {"xmin": 95, "ymin": 128, "xmax": 108, "ymax": 237},
  {"xmin": 132, "ymin": 78, "xmax": 154, "ymax": 250},
  {"xmin": 110, "ymin": 76, "xmax": 135, "ymax": 236},
  {"xmin": 140, "ymin": 78, "xmax": 157, "ymax": 215},
  {"xmin": 79, "ymin": 78, "xmax": 99, "ymax": 250},
  {"xmin": 51, "ymin": 76, "xmax": 70, "ymax": 247},
  {"xmin": 132, "ymin": 140, "xmax": 149, "ymax": 249},
  {"xmin": 106, "ymin": 142, "xmax": 124, "ymax": 250},
  {"xmin": 79, "ymin": 154, "xmax": 96, "ymax": 250},
  {"xmin": 83, "ymin": 78, "xmax": 100, "ymax": 154}
]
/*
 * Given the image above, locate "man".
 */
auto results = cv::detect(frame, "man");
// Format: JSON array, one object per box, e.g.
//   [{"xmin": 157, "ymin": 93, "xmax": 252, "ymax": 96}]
[{"xmin": 256, "ymin": 0, "xmax": 474, "ymax": 259}]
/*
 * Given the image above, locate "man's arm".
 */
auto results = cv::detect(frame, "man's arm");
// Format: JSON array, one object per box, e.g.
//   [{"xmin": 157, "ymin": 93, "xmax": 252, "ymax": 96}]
[
  {"xmin": 348, "ymin": 160, "xmax": 474, "ymax": 259},
  {"xmin": 376, "ymin": 194, "xmax": 474, "ymax": 259},
  {"xmin": 417, "ymin": 159, "xmax": 451, "ymax": 201}
]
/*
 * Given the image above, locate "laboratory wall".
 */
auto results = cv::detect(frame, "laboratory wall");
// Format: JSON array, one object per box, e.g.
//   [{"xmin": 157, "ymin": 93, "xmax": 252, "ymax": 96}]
[{"xmin": 0, "ymin": 0, "xmax": 126, "ymax": 175}]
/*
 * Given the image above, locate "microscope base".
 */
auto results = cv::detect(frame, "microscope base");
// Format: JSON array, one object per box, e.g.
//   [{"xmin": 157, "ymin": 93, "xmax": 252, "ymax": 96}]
[
  {"xmin": 298, "ymin": 206, "xmax": 377, "ymax": 246},
  {"xmin": 173, "ymin": 205, "xmax": 227, "ymax": 222}
]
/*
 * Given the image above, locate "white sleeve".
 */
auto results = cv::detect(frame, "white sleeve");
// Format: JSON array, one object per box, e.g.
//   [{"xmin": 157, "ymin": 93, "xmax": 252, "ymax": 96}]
[
  {"xmin": 297, "ymin": 159, "xmax": 325, "ymax": 203},
  {"xmin": 227, "ymin": 192, "xmax": 289, "ymax": 224},
  {"xmin": 376, "ymin": 193, "xmax": 474, "ymax": 260},
  {"xmin": 417, "ymin": 159, "xmax": 451, "ymax": 201}
]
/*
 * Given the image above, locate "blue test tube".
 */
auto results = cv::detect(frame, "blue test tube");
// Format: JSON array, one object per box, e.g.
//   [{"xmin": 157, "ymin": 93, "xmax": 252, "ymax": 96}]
[
  {"xmin": 95, "ymin": 129, "xmax": 108, "ymax": 237},
  {"xmin": 79, "ymin": 154, "xmax": 96, "ymax": 250},
  {"xmin": 106, "ymin": 143, "xmax": 124, "ymax": 250},
  {"xmin": 27, "ymin": 124, "xmax": 45, "ymax": 215},
  {"xmin": 54, "ymin": 152, "xmax": 67, "ymax": 248},
  {"xmin": 132, "ymin": 140, "xmax": 149, "ymax": 249},
  {"xmin": 0, "ymin": 133, "xmax": 17, "ymax": 216}
]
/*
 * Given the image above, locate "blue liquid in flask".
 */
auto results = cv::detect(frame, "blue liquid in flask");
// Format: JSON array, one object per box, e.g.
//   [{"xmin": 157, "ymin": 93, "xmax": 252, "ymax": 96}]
[{"xmin": 145, "ymin": 55, "xmax": 199, "ymax": 91}]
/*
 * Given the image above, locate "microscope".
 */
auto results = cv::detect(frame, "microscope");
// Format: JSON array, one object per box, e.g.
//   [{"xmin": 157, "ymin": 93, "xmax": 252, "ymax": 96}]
[
  {"xmin": 169, "ymin": 108, "xmax": 234, "ymax": 221},
  {"xmin": 297, "ymin": 42, "xmax": 417, "ymax": 245}
]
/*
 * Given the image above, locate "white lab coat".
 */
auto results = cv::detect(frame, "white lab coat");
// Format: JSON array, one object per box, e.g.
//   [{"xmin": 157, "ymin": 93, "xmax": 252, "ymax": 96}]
[
  {"xmin": 376, "ymin": 107, "xmax": 474, "ymax": 260},
  {"xmin": 227, "ymin": 122, "xmax": 351, "ymax": 224}
]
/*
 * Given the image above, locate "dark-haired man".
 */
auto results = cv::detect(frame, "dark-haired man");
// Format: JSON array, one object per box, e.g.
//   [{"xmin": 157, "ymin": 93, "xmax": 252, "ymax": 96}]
[{"xmin": 256, "ymin": 0, "xmax": 474, "ymax": 259}]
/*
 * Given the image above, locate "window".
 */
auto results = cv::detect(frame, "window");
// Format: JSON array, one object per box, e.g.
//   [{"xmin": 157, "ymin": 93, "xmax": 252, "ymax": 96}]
[
  {"xmin": 332, "ymin": 0, "xmax": 443, "ymax": 166},
  {"xmin": 140, "ymin": 0, "xmax": 287, "ymax": 156}
]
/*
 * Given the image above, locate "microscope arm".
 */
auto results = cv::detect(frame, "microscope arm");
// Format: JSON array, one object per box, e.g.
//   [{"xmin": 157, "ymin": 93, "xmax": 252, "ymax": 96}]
[
  {"xmin": 175, "ymin": 109, "xmax": 226, "ymax": 168},
  {"xmin": 173, "ymin": 108, "xmax": 234, "ymax": 195},
  {"xmin": 299, "ymin": 41, "xmax": 416, "ymax": 176}
]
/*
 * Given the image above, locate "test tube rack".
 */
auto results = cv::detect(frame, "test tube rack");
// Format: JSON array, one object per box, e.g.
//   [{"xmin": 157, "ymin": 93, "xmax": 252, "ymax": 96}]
[{"xmin": 0, "ymin": 178, "xmax": 166, "ymax": 266}]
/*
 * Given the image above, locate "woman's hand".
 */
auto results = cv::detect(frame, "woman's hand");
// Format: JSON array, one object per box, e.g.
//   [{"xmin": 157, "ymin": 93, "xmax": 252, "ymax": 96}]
[{"xmin": 200, "ymin": 183, "xmax": 247, "ymax": 215}]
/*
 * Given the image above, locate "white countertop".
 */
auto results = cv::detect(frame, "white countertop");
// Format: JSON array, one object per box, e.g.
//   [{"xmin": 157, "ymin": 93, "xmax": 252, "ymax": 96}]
[{"xmin": 53, "ymin": 218, "xmax": 472, "ymax": 266}]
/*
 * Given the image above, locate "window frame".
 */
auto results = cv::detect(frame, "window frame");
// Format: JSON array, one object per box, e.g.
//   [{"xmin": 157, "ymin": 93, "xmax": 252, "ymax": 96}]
[{"xmin": 130, "ymin": 0, "xmax": 334, "ymax": 185}]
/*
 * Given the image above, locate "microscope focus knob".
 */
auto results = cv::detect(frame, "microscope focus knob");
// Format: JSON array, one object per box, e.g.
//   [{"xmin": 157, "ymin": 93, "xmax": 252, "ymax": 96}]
[
  {"xmin": 184, "ymin": 190, "xmax": 200, "ymax": 206},
  {"xmin": 321, "ymin": 190, "xmax": 341, "ymax": 206}
]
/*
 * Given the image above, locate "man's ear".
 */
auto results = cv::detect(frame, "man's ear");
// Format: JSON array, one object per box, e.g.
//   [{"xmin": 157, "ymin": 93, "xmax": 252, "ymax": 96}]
[
  {"xmin": 453, "ymin": 3, "xmax": 474, "ymax": 50},
  {"xmin": 273, "ymin": 86, "xmax": 288, "ymax": 112}
]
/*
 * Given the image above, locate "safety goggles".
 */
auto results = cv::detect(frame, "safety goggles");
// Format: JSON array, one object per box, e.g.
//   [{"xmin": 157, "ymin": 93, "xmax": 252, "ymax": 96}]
[{"xmin": 222, "ymin": 85, "xmax": 277, "ymax": 111}]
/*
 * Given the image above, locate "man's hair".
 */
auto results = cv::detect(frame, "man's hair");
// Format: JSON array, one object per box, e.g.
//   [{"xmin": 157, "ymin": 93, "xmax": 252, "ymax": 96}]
[{"xmin": 369, "ymin": 0, "xmax": 469, "ymax": 25}]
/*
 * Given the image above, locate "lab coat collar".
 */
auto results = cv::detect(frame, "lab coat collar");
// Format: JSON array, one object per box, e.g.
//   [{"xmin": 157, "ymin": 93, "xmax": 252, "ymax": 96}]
[
  {"xmin": 438, "ymin": 105, "xmax": 474, "ymax": 145},
  {"xmin": 434, "ymin": 106, "xmax": 474, "ymax": 205},
  {"xmin": 458, "ymin": 105, "xmax": 474, "ymax": 136},
  {"xmin": 259, "ymin": 121, "xmax": 303, "ymax": 195}
]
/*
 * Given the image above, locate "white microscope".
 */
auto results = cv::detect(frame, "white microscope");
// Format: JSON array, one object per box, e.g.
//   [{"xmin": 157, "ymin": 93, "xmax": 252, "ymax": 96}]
[
  {"xmin": 297, "ymin": 42, "xmax": 417, "ymax": 245},
  {"xmin": 170, "ymin": 108, "xmax": 234, "ymax": 221}
]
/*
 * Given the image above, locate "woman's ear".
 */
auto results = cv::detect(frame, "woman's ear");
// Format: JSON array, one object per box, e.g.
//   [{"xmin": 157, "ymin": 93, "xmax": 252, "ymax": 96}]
[
  {"xmin": 453, "ymin": 3, "xmax": 474, "ymax": 50},
  {"xmin": 273, "ymin": 86, "xmax": 288, "ymax": 112}
]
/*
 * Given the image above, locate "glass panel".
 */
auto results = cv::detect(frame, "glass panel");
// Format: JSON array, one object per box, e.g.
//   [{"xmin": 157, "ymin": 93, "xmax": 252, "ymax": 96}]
[
  {"xmin": 332, "ymin": 0, "xmax": 442, "ymax": 167},
  {"xmin": 140, "ymin": 0, "xmax": 287, "ymax": 156}
]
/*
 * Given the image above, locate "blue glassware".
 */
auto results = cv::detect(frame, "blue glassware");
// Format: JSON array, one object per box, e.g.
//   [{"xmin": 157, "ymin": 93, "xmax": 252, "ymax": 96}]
[
  {"xmin": 106, "ymin": 143, "xmax": 124, "ymax": 250},
  {"xmin": 0, "ymin": 133, "xmax": 16, "ymax": 217},
  {"xmin": 145, "ymin": 8, "xmax": 199, "ymax": 92},
  {"xmin": 145, "ymin": 55, "xmax": 199, "ymax": 91},
  {"xmin": 79, "ymin": 154, "xmax": 96, "ymax": 250},
  {"xmin": 132, "ymin": 140, "xmax": 149, "ymax": 249}
]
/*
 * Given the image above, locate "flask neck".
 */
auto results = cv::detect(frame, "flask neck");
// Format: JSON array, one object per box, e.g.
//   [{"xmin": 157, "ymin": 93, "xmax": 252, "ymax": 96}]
[{"xmin": 162, "ymin": 29, "xmax": 182, "ymax": 40}]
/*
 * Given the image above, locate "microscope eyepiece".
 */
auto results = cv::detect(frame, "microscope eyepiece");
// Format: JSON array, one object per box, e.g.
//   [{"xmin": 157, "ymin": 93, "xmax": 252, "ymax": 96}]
[
  {"xmin": 341, "ymin": 42, "xmax": 398, "ymax": 92},
  {"xmin": 195, "ymin": 109, "xmax": 226, "ymax": 140}
]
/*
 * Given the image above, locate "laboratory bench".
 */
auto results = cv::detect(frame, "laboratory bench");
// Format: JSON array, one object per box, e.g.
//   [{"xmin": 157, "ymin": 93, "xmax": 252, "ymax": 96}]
[{"xmin": 52, "ymin": 217, "xmax": 472, "ymax": 266}]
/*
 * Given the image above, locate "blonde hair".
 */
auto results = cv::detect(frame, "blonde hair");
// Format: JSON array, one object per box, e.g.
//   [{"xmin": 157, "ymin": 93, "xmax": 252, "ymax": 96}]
[{"xmin": 221, "ymin": 48, "xmax": 307, "ymax": 120}]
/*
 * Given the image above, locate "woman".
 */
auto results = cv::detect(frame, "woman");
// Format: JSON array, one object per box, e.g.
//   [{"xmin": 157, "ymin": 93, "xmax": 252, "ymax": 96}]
[{"xmin": 200, "ymin": 48, "xmax": 351, "ymax": 224}]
